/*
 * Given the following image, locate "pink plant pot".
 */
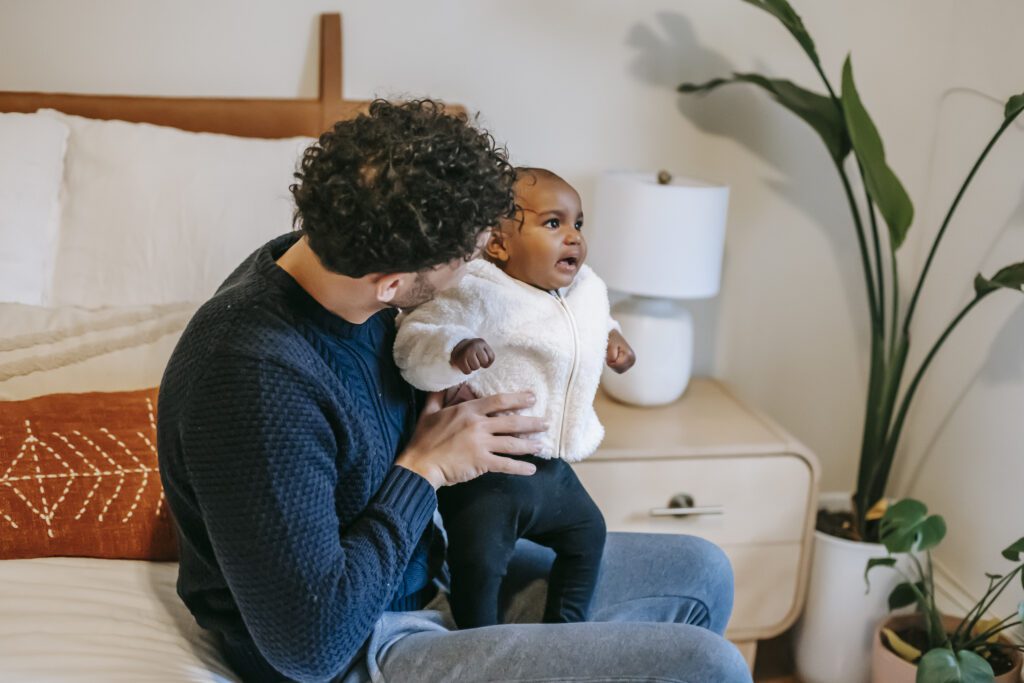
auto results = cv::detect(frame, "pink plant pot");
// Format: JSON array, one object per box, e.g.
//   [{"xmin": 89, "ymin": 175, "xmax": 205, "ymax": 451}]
[{"xmin": 871, "ymin": 614, "xmax": 1023, "ymax": 683}]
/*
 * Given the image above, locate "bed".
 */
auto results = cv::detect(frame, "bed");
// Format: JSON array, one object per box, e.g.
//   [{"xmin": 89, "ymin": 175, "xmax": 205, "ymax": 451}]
[{"xmin": 0, "ymin": 14, "xmax": 436, "ymax": 681}]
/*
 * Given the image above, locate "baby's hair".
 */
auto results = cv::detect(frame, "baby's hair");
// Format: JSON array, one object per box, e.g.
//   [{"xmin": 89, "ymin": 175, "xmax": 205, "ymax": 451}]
[
  {"xmin": 505, "ymin": 167, "xmax": 568, "ymax": 232},
  {"xmin": 515, "ymin": 167, "xmax": 563, "ymax": 187}
]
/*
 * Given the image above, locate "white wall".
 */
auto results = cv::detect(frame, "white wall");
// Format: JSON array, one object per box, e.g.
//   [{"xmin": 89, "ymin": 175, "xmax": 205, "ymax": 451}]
[{"xmin": 2, "ymin": 0, "xmax": 1021, "ymax": 613}]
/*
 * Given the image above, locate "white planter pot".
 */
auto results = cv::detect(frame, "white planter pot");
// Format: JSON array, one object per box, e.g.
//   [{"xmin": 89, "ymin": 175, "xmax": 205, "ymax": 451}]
[{"xmin": 793, "ymin": 492, "xmax": 914, "ymax": 683}]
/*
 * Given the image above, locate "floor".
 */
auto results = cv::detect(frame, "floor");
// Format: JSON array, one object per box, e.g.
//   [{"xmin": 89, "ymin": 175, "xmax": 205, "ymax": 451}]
[{"xmin": 752, "ymin": 628, "xmax": 799, "ymax": 683}]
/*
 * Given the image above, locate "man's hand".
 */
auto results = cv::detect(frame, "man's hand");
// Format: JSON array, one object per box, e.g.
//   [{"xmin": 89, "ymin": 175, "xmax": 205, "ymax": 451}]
[
  {"xmin": 396, "ymin": 391, "xmax": 545, "ymax": 489},
  {"xmin": 606, "ymin": 328, "xmax": 636, "ymax": 374},
  {"xmin": 450, "ymin": 338, "xmax": 495, "ymax": 374}
]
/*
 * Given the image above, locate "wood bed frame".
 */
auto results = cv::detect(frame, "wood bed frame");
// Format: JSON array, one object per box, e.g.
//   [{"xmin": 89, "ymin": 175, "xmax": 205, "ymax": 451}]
[{"xmin": 0, "ymin": 13, "xmax": 414, "ymax": 139}]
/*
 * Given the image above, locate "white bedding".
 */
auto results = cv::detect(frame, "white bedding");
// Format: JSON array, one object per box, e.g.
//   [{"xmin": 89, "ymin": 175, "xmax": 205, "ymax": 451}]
[
  {"xmin": 0, "ymin": 301, "xmax": 234, "ymax": 681},
  {"xmin": 0, "ymin": 109, "xmax": 306, "ymax": 681},
  {"xmin": 0, "ymin": 556, "xmax": 238, "ymax": 682}
]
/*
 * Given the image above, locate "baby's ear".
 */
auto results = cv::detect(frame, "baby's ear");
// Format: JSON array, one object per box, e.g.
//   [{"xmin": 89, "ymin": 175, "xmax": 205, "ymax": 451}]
[{"xmin": 484, "ymin": 228, "xmax": 509, "ymax": 263}]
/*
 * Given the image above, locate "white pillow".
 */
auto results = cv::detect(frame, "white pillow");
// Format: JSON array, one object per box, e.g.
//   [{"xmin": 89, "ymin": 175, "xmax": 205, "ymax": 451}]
[
  {"xmin": 0, "ymin": 113, "xmax": 69, "ymax": 306},
  {"xmin": 38, "ymin": 109, "xmax": 314, "ymax": 308}
]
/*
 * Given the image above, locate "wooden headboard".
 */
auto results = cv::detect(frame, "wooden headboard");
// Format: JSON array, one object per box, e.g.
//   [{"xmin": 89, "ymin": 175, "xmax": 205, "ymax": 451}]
[{"xmin": 0, "ymin": 14, "xmax": 431, "ymax": 139}]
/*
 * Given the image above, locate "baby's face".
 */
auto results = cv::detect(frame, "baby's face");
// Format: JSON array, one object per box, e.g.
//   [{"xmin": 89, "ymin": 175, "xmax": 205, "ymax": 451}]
[{"xmin": 492, "ymin": 173, "xmax": 587, "ymax": 291}]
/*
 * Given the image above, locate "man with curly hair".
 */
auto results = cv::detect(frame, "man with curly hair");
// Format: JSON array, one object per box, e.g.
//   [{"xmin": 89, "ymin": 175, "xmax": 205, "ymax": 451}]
[{"xmin": 157, "ymin": 99, "xmax": 750, "ymax": 683}]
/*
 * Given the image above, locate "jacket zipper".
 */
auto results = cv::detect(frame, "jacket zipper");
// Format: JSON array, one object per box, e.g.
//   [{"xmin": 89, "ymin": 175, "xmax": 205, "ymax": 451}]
[{"xmin": 551, "ymin": 291, "xmax": 580, "ymax": 459}]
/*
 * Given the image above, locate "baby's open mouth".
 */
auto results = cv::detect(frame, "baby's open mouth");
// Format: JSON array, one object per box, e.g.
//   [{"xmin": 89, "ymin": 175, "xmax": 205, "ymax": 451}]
[{"xmin": 556, "ymin": 257, "xmax": 579, "ymax": 269}]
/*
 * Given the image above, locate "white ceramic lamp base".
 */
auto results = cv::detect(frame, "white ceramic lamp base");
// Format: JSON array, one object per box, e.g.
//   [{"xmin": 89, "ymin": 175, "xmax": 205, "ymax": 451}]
[{"xmin": 601, "ymin": 297, "xmax": 693, "ymax": 406}]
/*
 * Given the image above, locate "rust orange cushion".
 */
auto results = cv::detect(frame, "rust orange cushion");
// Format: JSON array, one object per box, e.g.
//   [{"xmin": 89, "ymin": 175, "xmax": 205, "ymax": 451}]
[{"xmin": 0, "ymin": 387, "xmax": 177, "ymax": 560}]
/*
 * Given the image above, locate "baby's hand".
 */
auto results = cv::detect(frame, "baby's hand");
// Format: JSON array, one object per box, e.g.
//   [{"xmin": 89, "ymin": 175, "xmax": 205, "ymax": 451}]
[
  {"xmin": 606, "ymin": 329, "xmax": 636, "ymax": 374},
  {"xmin": 450, "ymin": 338, "xmax": 495, "ymax": 375}
]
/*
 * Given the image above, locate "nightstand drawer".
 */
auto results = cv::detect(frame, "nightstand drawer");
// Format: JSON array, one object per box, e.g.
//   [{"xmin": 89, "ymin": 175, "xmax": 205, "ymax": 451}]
[{"xmin": 572, "ymin": 455, "xmax": 812, "ymax": 545}]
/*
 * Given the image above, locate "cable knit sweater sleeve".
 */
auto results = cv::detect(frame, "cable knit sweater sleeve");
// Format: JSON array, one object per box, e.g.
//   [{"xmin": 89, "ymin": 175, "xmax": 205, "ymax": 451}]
[{"xmin": 180, "ymin": 353, "xmax": 436, "ymax": 682}]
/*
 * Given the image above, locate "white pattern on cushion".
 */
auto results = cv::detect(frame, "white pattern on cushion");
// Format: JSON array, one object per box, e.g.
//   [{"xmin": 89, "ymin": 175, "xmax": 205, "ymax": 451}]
[
  {"xmin": 0, "ymin": 112, "xmax": 69, "ymax": 305},
  {"xmin": 38, "ymin": 109, "xmax": 313, "ymax": 307}
]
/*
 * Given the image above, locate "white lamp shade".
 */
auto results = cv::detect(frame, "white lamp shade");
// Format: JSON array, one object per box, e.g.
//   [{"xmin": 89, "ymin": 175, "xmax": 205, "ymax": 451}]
[{"xmin": 588, "ymin": 171, "xmax": 729, "ymax": 299}]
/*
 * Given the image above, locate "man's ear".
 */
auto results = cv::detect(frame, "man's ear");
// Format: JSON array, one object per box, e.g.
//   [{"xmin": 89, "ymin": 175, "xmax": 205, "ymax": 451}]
[
  {"xmin": 372, "ymin": 273, "xmax": 404, "ymax": 304},
  {"xmin": 485, "ymin": 229, "xmax": 510, "ymax": 264}
]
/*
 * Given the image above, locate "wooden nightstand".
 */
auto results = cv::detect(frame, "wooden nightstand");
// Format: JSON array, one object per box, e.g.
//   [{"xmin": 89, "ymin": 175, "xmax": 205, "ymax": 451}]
[{"xmin": 574, "ymin": 378, "xmax": 820, "ymax": 669}]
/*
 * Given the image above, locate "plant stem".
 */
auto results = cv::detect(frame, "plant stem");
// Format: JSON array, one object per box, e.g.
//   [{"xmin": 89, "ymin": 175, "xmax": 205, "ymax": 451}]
[
  {"xmin": 880, "ymin": 294, "xmax": 987, "ymax": 478},
  {"xmin": 961, "ymin": 565, "xmax": 1023, "ymax": 644},
  {"xmin": 888, "ymin": 237, "xmax": 900, "ymax": 363},
  {"xmin": 962, "ymin": 620, "xmax": 1023, "ymax": 651},
  {"xmin": 903, "ymin": 113, "xmax": 1020, "ymax": 335},
  {"xmin": 954, "ymin": 572, "xmax": 1003, "ymax": 643},
  {"xmin": 908, "ymin": 551, "xmax": 947, "ymax": 648},
  {"xmin": 862, "ymin": 176, "xmax": 886, "ymax": 340}
]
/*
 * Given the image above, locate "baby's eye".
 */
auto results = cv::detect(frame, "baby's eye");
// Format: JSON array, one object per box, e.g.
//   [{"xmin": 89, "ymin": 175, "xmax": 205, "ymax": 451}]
[
  {"xmin": 574, "ymin": 220, "xmax": 583, "ymax": 231},
  {"xmin": 544, "ymin": 218, "xmax": 560, "ymax": 229}
]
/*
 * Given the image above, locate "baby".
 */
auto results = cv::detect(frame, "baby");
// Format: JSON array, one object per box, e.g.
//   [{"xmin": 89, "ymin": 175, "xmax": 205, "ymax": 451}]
[{"xmin": 394, "ymin": 167, "xmax": 635, "ymax": 628}]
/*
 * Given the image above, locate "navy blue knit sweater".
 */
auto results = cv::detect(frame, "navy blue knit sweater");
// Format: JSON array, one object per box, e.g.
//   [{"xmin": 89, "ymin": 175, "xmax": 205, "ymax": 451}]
[{"xmin": 157, "ymin": 233, "xmax": 439, "ymax": 682}]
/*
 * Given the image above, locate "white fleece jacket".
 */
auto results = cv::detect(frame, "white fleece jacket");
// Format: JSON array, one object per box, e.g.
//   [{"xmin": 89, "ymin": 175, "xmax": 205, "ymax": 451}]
[{"xmin": 394, "ymin": 259, "xmax": 616, "ymax": 463}]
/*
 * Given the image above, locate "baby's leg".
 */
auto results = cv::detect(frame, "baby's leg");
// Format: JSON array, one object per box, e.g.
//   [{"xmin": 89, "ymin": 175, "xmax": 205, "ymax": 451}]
[
  {"xmin": 437, "ymin": 471, "xmax": 525, "ymax": 629},
  {"xmin": 524, "ymin": 460, "xmax": 607, "ymax": 623}
]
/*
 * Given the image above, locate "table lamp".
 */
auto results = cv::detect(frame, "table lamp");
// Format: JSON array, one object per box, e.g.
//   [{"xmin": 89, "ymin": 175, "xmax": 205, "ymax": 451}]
[{"xmin": 589, "ymin": 170, "xmax": 729, "ymax": 406}]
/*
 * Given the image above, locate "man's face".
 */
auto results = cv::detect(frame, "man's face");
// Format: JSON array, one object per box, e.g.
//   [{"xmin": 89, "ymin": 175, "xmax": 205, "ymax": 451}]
[{"xmin": 390, "ymin": 255, "xmax": 472, "ymax": 309}]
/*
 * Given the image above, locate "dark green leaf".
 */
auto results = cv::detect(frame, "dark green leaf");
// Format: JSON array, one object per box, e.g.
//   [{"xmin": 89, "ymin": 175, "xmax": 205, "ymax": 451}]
[
  {"xmin": 679, "ymin": 73, "xmax": 850, "ymax": 164},
  {"xmin": 1002, "ymin": 538, "xmax": 1024, "ymax": 561},
  {"xmin": 1006, "ymin": 93, "xmax": 1024, "ymax": 121},
  {"xmin": 865, "ymin": 557, "xmax": 897, "ymax": 590},
  {"xmin": 916, "ymin": 647, "xmax": 994, "ymax": 683},
  {"xmin": 740, "ymin": 0, "xmax": 820, "ymax": 68},
  {"xmin": 975, "ymin": 263, "xmax": 1024, "ymax": 297},
  {"xmin": 841, "ymin": 57, "xmax": 915, "ymax": 249},
  {"xmin": 889, "ymin": 581, "xmax": 925, "ymax": 610},
  {"xmin": 880, "ymin": 499, "xmax": 946, "ymax": 553}
]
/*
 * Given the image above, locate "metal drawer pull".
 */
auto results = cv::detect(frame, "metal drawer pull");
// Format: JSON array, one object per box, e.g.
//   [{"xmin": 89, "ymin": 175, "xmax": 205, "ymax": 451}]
[{"xmin": 649, "ymin": 493, "xmax": 723, "ymax": 518}]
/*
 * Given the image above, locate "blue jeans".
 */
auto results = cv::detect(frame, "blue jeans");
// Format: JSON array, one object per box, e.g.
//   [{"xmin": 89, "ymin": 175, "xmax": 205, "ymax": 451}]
[{"xmin": 344, "ymin": 532, "xmax": 753, "ymax": 683}]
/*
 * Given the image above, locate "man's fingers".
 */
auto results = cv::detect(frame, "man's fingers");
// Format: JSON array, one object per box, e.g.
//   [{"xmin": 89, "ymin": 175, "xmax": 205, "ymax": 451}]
[
  {"xmin": 486, "ymin": 414, "xmax": 547, "ymax": 436},
  {"xmin": 485, "ymin": 453, "xmax": 537, "ymax": 476},
  {"xmin": 473, "ymin": 391, "xmax": 536, "ymax": 416},
  {"xmin": 488, "ymin": 435, "xmax": 542, "ymax": 455}
]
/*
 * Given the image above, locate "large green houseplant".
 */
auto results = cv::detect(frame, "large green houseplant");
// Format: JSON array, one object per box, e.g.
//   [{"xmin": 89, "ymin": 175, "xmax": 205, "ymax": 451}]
[
  {"xmin": 865, "ymin": 499, "xmax": 1023, "ymax": 682},
  {"xmin": 679, "ymin": 0, "xmax": 1024, "ymax": 542}
]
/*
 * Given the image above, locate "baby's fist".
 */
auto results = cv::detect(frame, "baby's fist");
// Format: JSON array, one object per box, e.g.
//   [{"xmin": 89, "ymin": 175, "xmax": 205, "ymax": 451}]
[
  {"xmin": 450, "ymin": 338, "xmax": 495, "ymax": 375},
  {"xmin": 606, "ymin": 329, "xmax": 636, "ymax": 374}
]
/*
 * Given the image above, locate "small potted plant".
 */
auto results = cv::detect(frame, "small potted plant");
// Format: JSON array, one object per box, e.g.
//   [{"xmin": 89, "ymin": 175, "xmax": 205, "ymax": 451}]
[{"xmin": 865, "ymin": 499, "xmax": 1023, "ymax": 683}]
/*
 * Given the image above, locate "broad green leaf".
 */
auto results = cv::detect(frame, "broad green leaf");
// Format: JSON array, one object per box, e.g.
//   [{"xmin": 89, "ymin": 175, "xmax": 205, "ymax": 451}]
[
  {"xmin": 866, "ymin": 556, "xmax": 898, "ymax": 590},
  {"xmin": 1002, "ymin": 537, "xmax": 1024, "ymax": 561},
  {"xmin": 916, "ymin": 648, "xmax": 994, "ymax": 683},
  {"xmin": 679, "ymin": 73, "xmax": 850, "ymax": 163},
  {"xmin": 882, "ymin": 627, "xmax": 922, "ymax": 663},
  {"xmin": 1006, "ymin": 93, "xmax": 1024, "ymax": 121},
  {"xmin": 841, "ymin": 57, "xmax": 915, "ymax": 249},
  {"xmin": 880, "ymin": 498, "xmax": 946, "ymax": 553},
  {"xmin": 975, "ymin": 263, "xmax": 1024, "ymax": 297},
  {"xmin": 889, "ymin": 581, "xmax": 925, "ymax": 610},
  {"xmin": 740, "ymin": 0, "xmax": 820, "ymax": 68}
]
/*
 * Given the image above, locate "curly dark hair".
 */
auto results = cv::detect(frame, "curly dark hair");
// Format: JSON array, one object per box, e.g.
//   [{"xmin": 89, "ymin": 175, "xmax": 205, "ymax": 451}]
[{"xmin": 290, "ymin": 99, "xmax": 517, "ymax": 277}]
